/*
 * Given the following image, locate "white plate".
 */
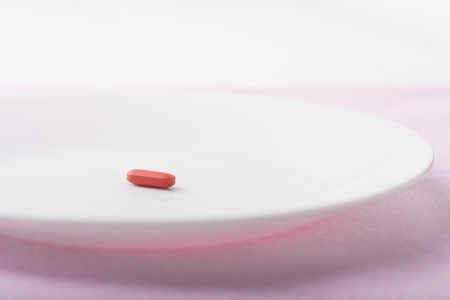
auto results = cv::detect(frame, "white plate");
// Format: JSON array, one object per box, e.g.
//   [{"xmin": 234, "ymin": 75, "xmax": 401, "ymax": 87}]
[{"xmin": 0, "ymin": 90, "xmax": 433, "ymax": 249}]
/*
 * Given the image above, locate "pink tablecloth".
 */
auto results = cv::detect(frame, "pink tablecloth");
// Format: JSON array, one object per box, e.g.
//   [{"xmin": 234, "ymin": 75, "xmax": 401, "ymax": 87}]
[{"xmin": 1, "ymin": 87, "xmax": 449, "ymax": 300}]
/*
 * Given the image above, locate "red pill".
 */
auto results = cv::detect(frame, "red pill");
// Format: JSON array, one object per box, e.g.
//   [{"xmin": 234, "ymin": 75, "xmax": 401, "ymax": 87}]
[{"xmin": 127, "ymin": 169, "xmax": 176, "ymax": 188}]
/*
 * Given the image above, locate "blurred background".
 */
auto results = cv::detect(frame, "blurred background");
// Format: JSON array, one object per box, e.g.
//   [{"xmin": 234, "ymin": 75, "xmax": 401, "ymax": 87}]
[{"xmin": 1, "ymin": 0, "xmax": 449, "ymax": 89}]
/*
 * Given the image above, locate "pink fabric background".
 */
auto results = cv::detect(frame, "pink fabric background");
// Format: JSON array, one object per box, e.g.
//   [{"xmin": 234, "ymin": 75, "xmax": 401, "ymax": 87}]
[{"xmin": 0, "ymin": 87, "xmax": 449, "ymax": 299}]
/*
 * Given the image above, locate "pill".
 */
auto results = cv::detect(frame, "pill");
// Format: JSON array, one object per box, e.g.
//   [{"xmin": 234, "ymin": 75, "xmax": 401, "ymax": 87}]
[{"xmin": 127, "ymin": 169, "xmax": 176, "ymax": 188}]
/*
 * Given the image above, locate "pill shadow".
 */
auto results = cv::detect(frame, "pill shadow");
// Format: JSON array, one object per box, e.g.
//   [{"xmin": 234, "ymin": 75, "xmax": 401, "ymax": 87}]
[
  {"xmin": 128, "ymin": 183, "xmax": 187, "ymax": 193},
  {"xmin": 0, "ymin": 177, "xmax": 447, "ymax": 292},
  {"xmin": 126, "ymin": 183, "xmax": 180, "ymax": 202}
]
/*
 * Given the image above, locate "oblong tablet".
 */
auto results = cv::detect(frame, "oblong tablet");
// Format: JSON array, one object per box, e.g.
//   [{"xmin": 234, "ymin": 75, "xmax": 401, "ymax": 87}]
[{"xmin": 127, "ymin": 169, "xmax": 175, "ymax": 188}]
